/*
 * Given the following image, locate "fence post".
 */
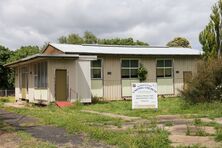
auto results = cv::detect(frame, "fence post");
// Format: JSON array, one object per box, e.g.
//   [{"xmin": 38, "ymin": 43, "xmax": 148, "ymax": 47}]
[{"xmin": 5, "ymin": 89, "xmax": 7, "ymax": 97}]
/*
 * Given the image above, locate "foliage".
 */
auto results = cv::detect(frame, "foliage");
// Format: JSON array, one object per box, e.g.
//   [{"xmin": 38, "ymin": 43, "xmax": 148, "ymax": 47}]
[
  {"xmin": 81, "ymin": 97, "xmax": 222, "ymax": 119},
  {"xmin": 58, "ymin": 33, "xmax": 84, "ymax": 44},
  {"xmin": 181, "ymin": 58, "xmax": 222, "ymax": 104},
  {"xmin": 97, "ymin": 37, "xmax": 149, "ymax": 46},
  {"xmin": 58, "ymin": 31, "xmax": 149, "ymax": 46},
  {"xmin": 167, "ymin": 37, "xmax": 191, "ymax": 48},
  {"xmin": 9, "ymin": 45, "xmax": 40, "ymax": 62},
  {"xmin": 84, "ymin": 31, "xmax": 97, "ymax": 44},
  {"xmin": 5, "ymin": 46, "xmax": 40, "ymax": 88},
  {"xmin": 0, "ymin": 45, "xmax": 13, "ymax": 89},
  {"xmin": 199, "ymin": 0, "xmax": 222, "ymax": 58},
  {"xmin": 137, "ymin": 64, "xmax": 148, "ymax": 82},
  {"xmin": 215, "ymin": 127, "xmax": 222, "ymax": 141},
  {"xmin": 91, "ymin": 96, "xmax": 100, "ymax": 104}
]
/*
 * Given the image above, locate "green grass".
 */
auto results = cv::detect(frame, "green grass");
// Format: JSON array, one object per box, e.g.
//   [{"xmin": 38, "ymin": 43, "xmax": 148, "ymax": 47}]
[
  {"xmin": 82, "ymin": 97, "xmax": 222, "ymax": 119},
  {"xmin": 17, "ymin": 131, "xmax": 56, "ymax": 148},
  {"xmin": 2, "ymin": 97, "xmax": 222, "ymax": 147},
  {"xmin": 2, "ymin": 102, "xmax": 170, "ymax": 147}
]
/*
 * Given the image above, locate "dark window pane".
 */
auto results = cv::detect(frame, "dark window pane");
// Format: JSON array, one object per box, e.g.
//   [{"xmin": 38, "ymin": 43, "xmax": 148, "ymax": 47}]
[
  {"xmin": 131, "ymin": 69, "xmax": 138, "ymax": 78},
  {"xmin": 121, "ymin": 60, "xmax": 130, "ymax": 67},
  {"xmin": 92, "ymin": 59, "xmax": 101, "ymax": 67},
  {"xmin": 165, "ymin": 60, "xmax": 172, "ymax": 67},
  {"xmin": 157, "ymin": 68, "xmax": 164, "ymax": 77},
  {"xmin": 165, "ymin": 68, "xmax": 172, "ymax": 77},
  {"xmin": 131, "ymin": 60, "xmax": 139, "ymax": 67},
  {"xmin": 92, "ymin": 69, "xmax": 101, "ymax": 78},
  {"xmin": 121, "ymin": 69, "xmax": 130, "ymax": 78},
  {"xmin": 157, "ymin": 60, "xmax": 164, "ymax": 67}
]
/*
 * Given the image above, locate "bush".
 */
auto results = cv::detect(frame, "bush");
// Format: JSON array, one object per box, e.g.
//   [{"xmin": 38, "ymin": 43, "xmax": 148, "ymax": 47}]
[{"xmin": 181, "ymin": 58, "xmax": 222, "ymax": 104}]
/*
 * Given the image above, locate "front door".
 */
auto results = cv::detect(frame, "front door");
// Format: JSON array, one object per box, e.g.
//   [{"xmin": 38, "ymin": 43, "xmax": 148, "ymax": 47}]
[
  {"xmin": 21, "ymin": 67, "xmax": 28, "ymax": 99},
  {"xmin": 183, "ymin": 71, "xmax": 192, "ymax": 89},
  {"xmin": 55, "ymin": 69, "xmax": 67, "ymax": 101}
]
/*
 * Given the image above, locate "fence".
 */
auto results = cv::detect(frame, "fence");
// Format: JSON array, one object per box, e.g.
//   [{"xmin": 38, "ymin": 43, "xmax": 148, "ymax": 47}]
[{"xmin": 0, "ymin": 89, "xmax": 15, "ymax": 97}]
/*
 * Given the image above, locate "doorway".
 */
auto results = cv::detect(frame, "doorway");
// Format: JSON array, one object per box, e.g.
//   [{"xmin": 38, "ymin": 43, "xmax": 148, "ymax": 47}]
[
  {"xmin": 21, "ymin": 67, "xmax": 28, "ymax": 99},
  {"xmin": 55, "ymin": 69, "xmax": 67, "ymax": 101},
  {"xmin": 183, "ymin": 71, "xmax": 192, "ymax": 89}
]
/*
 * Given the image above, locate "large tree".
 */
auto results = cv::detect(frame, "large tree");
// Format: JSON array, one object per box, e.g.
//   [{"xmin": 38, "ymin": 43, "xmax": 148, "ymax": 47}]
[
  {"xmin": 167, "ymin": 37, "xmax": 191, "ymax": 48},
  {"xmin": 6, "ymin": 46, "xmax": 40, "ymax": 88},
  {"xmin": 199, "ymin": 0, "xmax": 222, "ymax": 58},
  {"xmin": 9, "ymin": 45, "xmax": 40, "ymax": 62},
  {"xmin": 0, "ymin": 45, "xmax": 13, "ymax": 89},
  {"xmin": 83, "ymin": 31, "xmax": 97, "ymax": 44},
  {"xmin": 58, "ymin": 31, "xmax": 149, "ymax": 46},
  {"xmin": 58, "ymin": 33, "xmax": 84, "ymax": 44}
]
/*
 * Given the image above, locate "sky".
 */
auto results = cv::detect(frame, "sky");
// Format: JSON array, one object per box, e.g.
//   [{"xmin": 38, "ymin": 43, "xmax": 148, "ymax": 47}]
[{"xmin": 0, "ymin": 0, "xmax": 218, "ymax": 50}]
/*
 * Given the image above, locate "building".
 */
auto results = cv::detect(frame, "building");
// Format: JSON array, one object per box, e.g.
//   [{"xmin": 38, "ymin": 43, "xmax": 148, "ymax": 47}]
[{"xmin": 5, "ymin": 43, "xmax": 202, "ymax": 104}]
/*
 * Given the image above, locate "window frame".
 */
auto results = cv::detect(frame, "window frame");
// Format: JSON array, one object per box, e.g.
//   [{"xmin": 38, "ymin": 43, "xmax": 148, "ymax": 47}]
[
  {"xmin": 121, "ymin": 59, "xmax": 140, "ymax": 79},
  {"xmin": 34, "ymin": 61, "xmax": 48, "ymax": 89},
  {"xmin": 156, "ymin": 59, "xmax": 173, "ymax": 79},
  {"xmin": 91, "ymin": 58, "xmax": 103, "ymax": 80}
]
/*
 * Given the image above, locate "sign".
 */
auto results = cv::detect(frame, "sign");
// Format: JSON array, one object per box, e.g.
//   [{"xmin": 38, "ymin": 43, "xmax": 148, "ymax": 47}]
[{"xmin": 132, "ymin": 83, "xmax": 158, "ymax": 109}]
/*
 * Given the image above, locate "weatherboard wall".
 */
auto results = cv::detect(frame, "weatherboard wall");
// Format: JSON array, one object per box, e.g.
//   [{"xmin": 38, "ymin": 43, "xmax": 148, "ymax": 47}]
[{"xmin": 91, "ymin": 55, "xmax": 199, "ymax": 100}]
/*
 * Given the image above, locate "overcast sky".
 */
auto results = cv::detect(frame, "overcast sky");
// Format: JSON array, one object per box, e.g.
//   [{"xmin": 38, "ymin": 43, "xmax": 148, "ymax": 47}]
[{"xmin": 0, "ymin": 0, "xmax": 217, "ymax": 50}]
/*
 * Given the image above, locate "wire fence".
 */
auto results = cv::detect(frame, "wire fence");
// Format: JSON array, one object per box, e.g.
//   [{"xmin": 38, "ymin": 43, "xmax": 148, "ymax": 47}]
[{"xmin": 0, "ymin": 89, "xmax": 15, "ymax": 97}]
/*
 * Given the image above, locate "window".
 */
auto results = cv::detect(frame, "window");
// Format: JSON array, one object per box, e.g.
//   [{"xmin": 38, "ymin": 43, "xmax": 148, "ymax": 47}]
[
  {"xmin": 34, "ymin": 62, "xmax": 47, "ymax": 88},
  {"xmin": 121, "ymin": 59, "xmax": 139, "ymax": 78},
  {"xmin": 91, "ymin": 59, "xmax": 102, "ymax": 79},
  {"xmin": 156, "ymin": 59, "xmax": 173, "ymax": 78}
]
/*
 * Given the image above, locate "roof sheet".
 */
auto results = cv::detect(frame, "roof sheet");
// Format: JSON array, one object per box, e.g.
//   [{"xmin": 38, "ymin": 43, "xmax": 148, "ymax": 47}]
[
  {"xmin": 4, "ymin": 54, "xmax": 80, "ymax": 67},
  {"xmin": 50, "ymin": 43, "xmax": 202, "ymax": 56}
]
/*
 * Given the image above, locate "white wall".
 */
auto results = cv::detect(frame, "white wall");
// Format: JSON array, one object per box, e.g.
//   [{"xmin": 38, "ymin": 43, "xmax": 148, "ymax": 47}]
[{"xmin": 76, "ymin": 59, "xmax": 92, "ymax": 102}]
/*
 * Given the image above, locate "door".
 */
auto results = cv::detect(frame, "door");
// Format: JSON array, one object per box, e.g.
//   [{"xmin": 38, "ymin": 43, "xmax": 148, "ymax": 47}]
[
  {"xmin": 21, "ymin": 67, "xmax": 28, "ymax": 99},
  {"xmin": 55, "ymin": 69, "xmax": 67, "ymax": 101},
  {"xmin": 183, "ymin": 71, "xmax": 192, "ymax": 89}
]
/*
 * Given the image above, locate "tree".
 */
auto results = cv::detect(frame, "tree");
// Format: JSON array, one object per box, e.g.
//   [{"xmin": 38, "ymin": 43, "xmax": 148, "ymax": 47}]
[
  {"xmin": 58, "ymin": 33, "xmax": 84, "ymax": 44},
  {"xmin": 84, "ymin": 31, "xmax": 97, "ymax": 44},
  {"xmin": 58, "ymin": 36, "xmax": 67, "ymax": 44},
  {"xmin": 199, "ymin": 0, "xmax": 222, "ymax": 58},
  {"xmin": 6, "ymin": 46, "xmax": 41, "ymax": 88},
  {"xmin": 0, "ymin": 45, "xmax": 13, "ymax": 89},
  {"xmin": 167, "ymin": 37, "xmax": 191, "ymax": 48},
  {"xmin": 58, "ymin": 31, "xmax": 149, "ymax": 46},
  {"xmin": 9, "ymin": 46, "xmax": 40, "ymax": 62}
]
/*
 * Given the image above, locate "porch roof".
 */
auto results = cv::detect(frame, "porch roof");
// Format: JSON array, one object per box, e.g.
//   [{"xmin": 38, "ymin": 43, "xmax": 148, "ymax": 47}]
[{"xmin": 4, "ymin": 54, "xmax": 80, "ymax": 67}]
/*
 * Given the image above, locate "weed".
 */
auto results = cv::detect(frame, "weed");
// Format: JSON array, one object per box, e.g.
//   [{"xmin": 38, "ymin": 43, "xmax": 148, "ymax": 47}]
[
  {"xmin": 164, "ymin": 121, "xmax": 174, "ymax": 126},
  {"xmin": 193, "ymin": 118, "xmax": 202, "ymax": 125},
  {"xmin": 215, "ymin": 127, "xmax": 222, "ymax": 141},
  {"xmin": 186, "ymin": 124, "xmax": 191, "ymax": 136},
  {"xmin": 195, "ymin": 127, "xmax": 207, "ymax": 136}
]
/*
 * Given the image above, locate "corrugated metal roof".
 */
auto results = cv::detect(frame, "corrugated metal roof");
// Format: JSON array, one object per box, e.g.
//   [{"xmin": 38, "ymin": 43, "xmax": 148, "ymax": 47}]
[
  {"xmin": 50, "ymin": 43, "xmax": 202, "ymax": 56},
  {"xmin": 4, "ymin": 54, "xmax": 80, "ymax": 67}
]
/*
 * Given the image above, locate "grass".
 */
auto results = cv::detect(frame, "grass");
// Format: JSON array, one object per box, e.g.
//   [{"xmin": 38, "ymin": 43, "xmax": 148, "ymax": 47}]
[
  {"xmin": 17, "ymin": 131, "xmax": 56, "ymax": 148},
  {"xmin": 2, "ymin": 97, "xmax": 222, "ymax": 147},
  {"xmin": 0, "ymin": 118, "xmax": 55, "ymax": 148},
  {"xmin": 1, "ymin": 99, "xmax": 171, "ymax": 147},
  {"xmin": 215, "ymin": 127, "xmax": 222, "ymax": 142},
  {"xmin": 81, "ymin": 97, "xmax": 222, "ymax": 119}
]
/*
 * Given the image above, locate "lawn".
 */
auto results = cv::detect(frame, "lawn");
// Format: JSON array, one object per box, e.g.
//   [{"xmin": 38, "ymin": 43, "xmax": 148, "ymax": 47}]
[
  {"xmin": 1, "ymin": 97, "xmax": 222, "ymax": 148},
  {"xmin": 82, "ymin": 97, "xmax": 222, "ymax": 119}
]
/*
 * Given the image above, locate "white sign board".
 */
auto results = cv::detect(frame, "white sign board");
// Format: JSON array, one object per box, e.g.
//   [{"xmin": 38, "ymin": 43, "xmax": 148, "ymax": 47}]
[{"xmin": 132, "ymin": 83, "xmax": 158, "ymax": 109}]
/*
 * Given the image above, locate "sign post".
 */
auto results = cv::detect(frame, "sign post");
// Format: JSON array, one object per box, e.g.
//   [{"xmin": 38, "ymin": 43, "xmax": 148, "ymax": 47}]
[{"xmin": 132, "ymin": 83, "xmax": 158, "ymax": 109}]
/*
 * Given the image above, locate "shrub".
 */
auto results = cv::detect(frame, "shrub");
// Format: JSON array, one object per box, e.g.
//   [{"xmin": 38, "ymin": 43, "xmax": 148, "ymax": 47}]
[
  {"xmin": 91, "ymin": 96, "xmax": 100, "ymax": 104},
  {"xmin": 138, "ymin": 64, "xmax": 148, "ymax": 82},
  {"xmin": 181, "ymin": 58, "xmax": 222, "ymax": 104}
]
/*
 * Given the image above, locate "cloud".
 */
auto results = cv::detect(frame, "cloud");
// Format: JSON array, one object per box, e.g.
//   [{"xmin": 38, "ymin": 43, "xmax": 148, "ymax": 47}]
[{"xmin": 0, "ymin": 0, "xmax": 218, "ymax": 50}]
